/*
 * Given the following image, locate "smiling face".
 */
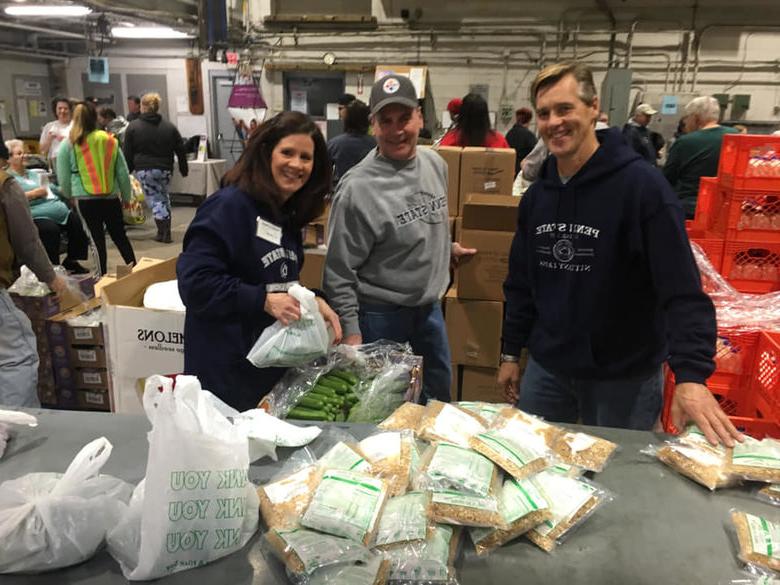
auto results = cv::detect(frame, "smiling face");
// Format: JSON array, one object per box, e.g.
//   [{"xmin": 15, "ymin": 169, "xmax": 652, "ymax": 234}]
[
  {"xmin": 55, "ymin": 100, "xmax": 71, "ymax": 124},
  {"xmin": 270, "ymin": 133, "xmax": 315, "ymax": 200},
  {"xmin": 371, "ymin": 103, "xmax": 422, "ymax": 161},
  {"xmin": 535, "ymin": 74, "xmax": 599, "ymax": 164},
  {"xmin": 9, "ymin": 144, "xmax": 24, "ymax": 173}
]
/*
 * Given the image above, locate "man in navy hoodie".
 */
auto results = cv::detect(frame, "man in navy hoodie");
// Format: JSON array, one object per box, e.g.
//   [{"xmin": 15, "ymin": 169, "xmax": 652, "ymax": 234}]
[{"xmin": 498, "ymin": 62, "xmax": 742, "ymax": 447}]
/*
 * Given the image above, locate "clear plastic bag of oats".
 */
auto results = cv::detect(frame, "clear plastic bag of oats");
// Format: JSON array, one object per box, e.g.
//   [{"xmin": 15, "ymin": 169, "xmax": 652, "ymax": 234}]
[
  {"xmin": 731, "ymin": 437, "xmax": 780, "ymax": 484},
  {"xmin": 263, "ymin": 527, "xmax": 373, "ymax": 579},
  {"xmin": 306, "ymin": 554, "xmax": 391, "ymax": 585},
  {"xmin": 454, "ymin": 401, "xmax": 506, "ymax": 425},
  {"xmin": 359, "ymin": 430, "xmax": 416, "ymax": 496},
  {"xmin": 756, "ymin": 485, "xmax": 780, "ymax": 507},
  {"xmin": 729, "ymin": 509, "xmax": 780, "ymax": 577},
  {"xmin": 373, "ymin": 491, "xmax": 432, "ymax": 550},
  {"xmin": 257, "ymin": 453, "xmax": 323, "ymax": 530},
  {"xmin": 416, "ymin": 401, "xmax": 487, "ymax": 448},
  {"xmin": 525, "ymin": 470, "xmax": 614, "ymax": 553},
  {"xmin": 379, "ymin": 402, "xmax": 427, "ymax": 433},
  {"xmin": 644, "ymin": 425, "xmax": 737, "ymax": 491},
  {"xmin": 425, "ymin": 471, "xmax": 506, "ymax": 530},
  {"xmin": 377, "ymin": 524, "xmax": 462, "ymax": 585},
  {"xmin": 470, "ymin": 475, "xmax": 552, "ymax": 556},
  {"xmin": 415, "ymin": 442, "xmax": 500, "ymax": 499}
]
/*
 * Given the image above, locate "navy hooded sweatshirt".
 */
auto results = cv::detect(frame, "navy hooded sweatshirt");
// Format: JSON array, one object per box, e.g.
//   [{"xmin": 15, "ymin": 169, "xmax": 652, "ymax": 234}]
[
  {"xmin": 502, "ymin": 128, "xmax": 716, "ymax": 385},
  {"xmin": 177, "ymin": 185, "xmax": 306, "ymax": 411}
]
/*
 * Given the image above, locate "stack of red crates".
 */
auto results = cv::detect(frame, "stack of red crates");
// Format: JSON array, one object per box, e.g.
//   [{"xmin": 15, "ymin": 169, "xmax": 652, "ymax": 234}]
[
  {"xmin": 664, "ymin": 135, "xmax": 780, "ymax": 438},
  {"xmin": 688, "ymin": 134, "xmax": 780, "ymax": 294}
]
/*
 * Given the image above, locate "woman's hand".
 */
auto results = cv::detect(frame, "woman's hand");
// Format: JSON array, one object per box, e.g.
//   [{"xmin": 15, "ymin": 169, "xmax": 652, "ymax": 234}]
[
  {"xmin": 26, "ymin": 187, "xmax": 47, "ymax": 200},
  {"xmin": 316, "ymin": 297, "xmax": 342, "ymax": 344},
  {"xmin": 264, "ymin": 292, "xmax": 301, "ymax": 325}
]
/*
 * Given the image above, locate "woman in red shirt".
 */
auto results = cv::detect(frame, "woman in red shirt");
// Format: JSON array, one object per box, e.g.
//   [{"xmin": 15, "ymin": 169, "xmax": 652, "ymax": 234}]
[{"xmin": 439, "ymin": 93, "xmax": 510, "ymax": 148}]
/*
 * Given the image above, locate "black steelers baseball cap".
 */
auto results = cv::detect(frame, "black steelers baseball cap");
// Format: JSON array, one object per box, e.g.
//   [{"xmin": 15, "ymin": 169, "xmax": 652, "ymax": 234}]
[{"xmin": 369, "ymin": 74, "xmax": 419, "ymax": 116}]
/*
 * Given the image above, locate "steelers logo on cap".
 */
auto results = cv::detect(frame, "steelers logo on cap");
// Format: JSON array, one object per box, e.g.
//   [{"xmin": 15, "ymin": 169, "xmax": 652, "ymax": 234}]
[{"xmin": 383, "ymin": 77, "xmax": 400, "ymax": 94}]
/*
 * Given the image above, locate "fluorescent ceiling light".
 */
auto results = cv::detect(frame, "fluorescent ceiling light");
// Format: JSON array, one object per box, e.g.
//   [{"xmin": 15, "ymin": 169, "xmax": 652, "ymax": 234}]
[
  {"xmin": 4, "ymin": 4, "xmax": 92, "ymax": 16},
  {"xmin": 111, "ymin": 26, "xmax": 191, "ymax": 39}
]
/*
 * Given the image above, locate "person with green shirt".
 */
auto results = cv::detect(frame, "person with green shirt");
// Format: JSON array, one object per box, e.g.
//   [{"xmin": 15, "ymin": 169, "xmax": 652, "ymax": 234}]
[{"xmin": 663, "ymin": 96, "xmax": 738, "ymax": 219}]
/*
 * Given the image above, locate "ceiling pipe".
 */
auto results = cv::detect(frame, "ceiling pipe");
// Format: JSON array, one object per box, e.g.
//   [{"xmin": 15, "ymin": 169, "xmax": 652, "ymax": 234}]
[
  {"xmin": 625, "ymin": 20, "xmax": 638, "ymax": 68},
  {"xmin": 0, "ymin": 21, "xmax": 87, "ymax": 39},
  {"xmin": 594, "ymin": 0, "xmax": 617, "ymax": 68}
]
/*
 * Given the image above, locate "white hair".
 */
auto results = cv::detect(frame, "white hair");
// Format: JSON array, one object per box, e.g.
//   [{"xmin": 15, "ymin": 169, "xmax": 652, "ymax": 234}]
[
  {"xmin": 684, "ymin": 96, "xmax": 721, "ymax": 124},
  {"xmin": 4, "ymin": 139, "xmax": 23, "ymax": 153}
]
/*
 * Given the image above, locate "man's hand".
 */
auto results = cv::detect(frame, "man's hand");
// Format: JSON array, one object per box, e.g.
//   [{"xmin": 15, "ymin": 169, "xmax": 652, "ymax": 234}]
[
  {"xmin": 264, "ymin": 292, "xmax": 301, "ymax": 325},
  {"xmin": 315, "ymin": 297, "xmax": 342, "ymax": 344},
  {"xmin": 671, "ymin": 382, "xmax": 744, "ymax": 447},
  {"xmin": 497, "ymin": 362, "xmax": 521, "ymax": 404},
  {"xmin": 451, "ymin": 242, "xmax": 477, "ymax": 268},
  {"xmin": 342, "ymin": 334, "xmax": 362, "ymax": 346},
  {"xmin": 47, "ymin": 275, "xmax": 69, "ymax": 299}
]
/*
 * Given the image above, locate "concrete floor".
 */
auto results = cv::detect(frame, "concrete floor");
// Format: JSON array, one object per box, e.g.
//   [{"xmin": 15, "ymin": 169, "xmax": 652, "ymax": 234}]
[{"xmin": 103, "ymin": 199, "xmax": 198, "ymax": 273}]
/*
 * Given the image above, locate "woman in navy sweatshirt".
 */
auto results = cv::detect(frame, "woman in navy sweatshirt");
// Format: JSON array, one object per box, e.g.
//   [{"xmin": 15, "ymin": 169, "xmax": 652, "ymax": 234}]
[{"xmin": 177, "ymin": 112, "xmax": 341, "ymax": 411}]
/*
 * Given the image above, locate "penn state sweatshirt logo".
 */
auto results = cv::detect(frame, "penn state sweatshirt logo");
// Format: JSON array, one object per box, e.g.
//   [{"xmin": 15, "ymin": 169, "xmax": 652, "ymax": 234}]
[
  {"xmin": 535, "ymin": 222, "xmax": 599, "ymax": 273},
  {"xmin": 395, "ymin": 191, "xmax": 447, "ymax": 227}
]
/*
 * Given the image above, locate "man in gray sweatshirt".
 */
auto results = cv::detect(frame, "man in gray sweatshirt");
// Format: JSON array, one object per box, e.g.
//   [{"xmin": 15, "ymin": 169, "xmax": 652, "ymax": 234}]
[{"xmin": 324, "ymin": 74, "xmax": 475, "ymax": 403}]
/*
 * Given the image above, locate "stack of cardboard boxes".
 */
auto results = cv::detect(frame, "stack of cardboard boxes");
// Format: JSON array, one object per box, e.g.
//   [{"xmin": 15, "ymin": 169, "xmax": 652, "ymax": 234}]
[
  {"xmin": 10, "ymin": 274, "xmax": 94, "ymax": 407},
  {"xmin": 432, "ymin": 145, "xmax": 523, "ymax": 403},
  {"xmin": 299, "ymin": 204, "xmax": 329, "ymax": 290},
  {"xmin": 46, "ymin": 298, "xmax": 110, "ymax": 411}
]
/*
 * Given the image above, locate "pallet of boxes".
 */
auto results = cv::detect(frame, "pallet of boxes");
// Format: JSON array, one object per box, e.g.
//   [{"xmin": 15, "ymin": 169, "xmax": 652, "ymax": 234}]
[
  {"xmin": 432, "ymin": 145, "xmax": 525, "ymax": 402},
  {"xmin": 9, "ymin": 274, "xmax": 94, "ymax": 409}
]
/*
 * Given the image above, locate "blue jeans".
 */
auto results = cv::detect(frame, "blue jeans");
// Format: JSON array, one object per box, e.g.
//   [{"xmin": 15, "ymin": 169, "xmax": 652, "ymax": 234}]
[
  {"xmin": 0, "ymin": 290, "xmax": 40, "ymax": 407},
  {"xmin": 359, "ymin": 302, "xmax": 451, "ymax": 404},
  {"xmin": 518, "ymin": 356, "xmax": 663, "ymax": 430}
]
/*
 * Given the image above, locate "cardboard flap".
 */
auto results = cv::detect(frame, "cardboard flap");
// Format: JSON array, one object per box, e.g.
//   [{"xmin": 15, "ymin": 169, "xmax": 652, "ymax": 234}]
[
  {"xmin": 49, "ymin": 296, "xmax": 102, "ymax": 323},
  {"xmin": 462, "ymin": 194, "xmax": 519, "ymax": 231},
  {"xmin": 101, "ymin": 256, "xmax": 178, "ymax": 308}
]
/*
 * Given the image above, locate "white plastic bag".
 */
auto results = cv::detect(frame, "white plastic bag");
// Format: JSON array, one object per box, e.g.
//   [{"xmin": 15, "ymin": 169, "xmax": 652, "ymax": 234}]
[
  {"xmin": 107, "ymin": 375, "xmax": 259, "ymax": 580},
  {"xmin": 143, "ymin": 279, "xmax": 186, "ymax": 312},
  {"xmin": 246, "ymin": 284, "xmax": 330, "ymax": 368},
  {"xmin": 0, "ymin": 437, "xmax": 132, "ymax": 574}
]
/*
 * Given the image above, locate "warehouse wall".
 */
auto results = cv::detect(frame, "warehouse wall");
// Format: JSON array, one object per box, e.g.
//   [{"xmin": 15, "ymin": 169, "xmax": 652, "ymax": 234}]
[{"xmin": 0, "ymin": 58, "xmax": 51, "ymax": 136}]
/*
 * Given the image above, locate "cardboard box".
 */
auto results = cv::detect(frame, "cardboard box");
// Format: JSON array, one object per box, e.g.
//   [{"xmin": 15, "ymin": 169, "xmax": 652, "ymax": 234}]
[
  {"xmin": 454, "ymin": 217, "xmax": 462, "ymax": 243},
  {"xmin": 70, "ymin": 346, "xmax": 107, "ymax": 368},
  {"xmin": 432, "ymin": 146, "xmax": 462, "ymax": 216},
  {"xmin": 303, "ymin": 223, "xmax": 326, "ymax": 248},
  {"xmin": 458, "ymin": 194, "xmax": 519, "ymax": 302},
  {"xmin": 76, "ymin": 368, "xmax": 110, "ymax": 389},
  {"xmin": 300, "ymin": 248, "xmax": 327, "ymax": 290},
  {"xmin": 445, "ymin": 292, "xmax": 503, "ymax": 367},
  {"xmin": 461, "ymin": 366, "xmax": 506, "ymax": 403},
  {"xmin": 76, "ymin": 388, "xmax": 111, "ymax": 411},
  {"xmin": 102, "ymin": 256, "xmax": 186, "ymax": 414},
  {"xmin": 11, "ymin": 274, "xmax": 93, "ymax": 321},
  {"xmin": 458, "ymin": 147, "xmax": 515, "ymax": 214},
  {"xmin": 95, "ymin": 258, "xmax": 165, "ymax": 298}
]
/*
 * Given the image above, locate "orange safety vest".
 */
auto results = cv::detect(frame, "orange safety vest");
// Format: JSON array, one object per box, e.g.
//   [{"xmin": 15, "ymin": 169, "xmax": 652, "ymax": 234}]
[{"xmin": 74, "ymin": 130, "xmax": 118, "ymax": 195}]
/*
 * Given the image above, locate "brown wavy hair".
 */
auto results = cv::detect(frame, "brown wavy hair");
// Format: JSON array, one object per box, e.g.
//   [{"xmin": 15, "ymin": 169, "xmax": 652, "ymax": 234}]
[{"xmin": 222, "ymin": 111, "xmax": 331, "ymax": 229}]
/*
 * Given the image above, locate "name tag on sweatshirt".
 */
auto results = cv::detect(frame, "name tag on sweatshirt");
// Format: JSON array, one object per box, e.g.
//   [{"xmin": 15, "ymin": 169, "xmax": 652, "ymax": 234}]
[{"xmin": 256, "ymin": 217, "xmax": 282, "ymax": 245}]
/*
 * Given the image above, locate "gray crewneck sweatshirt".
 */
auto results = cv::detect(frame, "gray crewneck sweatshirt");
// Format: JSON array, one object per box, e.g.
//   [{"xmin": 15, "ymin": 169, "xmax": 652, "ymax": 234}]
[{"xmin": 324, "ymin": 147, "xmax": 451, "ymax": 337}]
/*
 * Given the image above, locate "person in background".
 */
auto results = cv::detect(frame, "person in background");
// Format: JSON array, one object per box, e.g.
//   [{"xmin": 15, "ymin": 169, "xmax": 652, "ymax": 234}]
[
  {"xmin": 177, "ymin": 112, "xmax": 342, "ymax": 411},
  {"xmin": 337, "ymin": 93, "xmax": 356, "ymax": 121},
  {"xmin": 622, "ymin": 103, "xmax": 658, "ymax": 165},
  {"xmin": 446, "ymin": 98, "xmax": 462, "ymax": 128},
  {"xmin": 98, "ymin": 107, "xmax": 129, "ymax": 144},
  {"xmin": 597, "ymin": 111, "xmax": 610, "ymax": 126},
  {"xmin": 663, "ymin": 96, "xmax": 738, "ymax": 219},
  {"xmin": 439, "ymin": 93, "xmax": 510, "ymax": 148},
  {"xmin": 0, "ymin": 127, "xmax": 69, "ymax": 407},
  {"xmin": 732, "ymin": 124, "xmax": 748, "ymax": 134},
  {"xmin": 327, "ymin": 99, "xmax": 376, "ymax": 184},
  {"xmin": 505, "ymin": 107, "xmax": 537, "ymax": 176},
  {"xmin": 123, "ymin": 92, "xmax": 188, "ymax": 244},
  {"xmin": 126, "ymin": 95, "xmax": 141, "ymax": 122},
  {"xmin": 39, "ymin": 96, "xmax": 72, "ymax": 168},
  {"xmin": 499, "ymin": 61, "xmax": 741, "ymax": 448},
  {"xmin": 57, "ymin": 102, "xmax": 136, "ymax": 275},
  {"xmin": 5, "ymin": 139, "xmax": 88, "ymax": 273},
  {"xmin": 324, "ymin": 74, "xmax": 476, "ymax": 404}
]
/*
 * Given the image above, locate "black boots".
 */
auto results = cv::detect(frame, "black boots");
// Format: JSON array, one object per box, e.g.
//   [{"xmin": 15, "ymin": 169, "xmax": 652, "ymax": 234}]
[{"xmin": 154, "ymin": 218, "xmax": 172, "ymax": 243}]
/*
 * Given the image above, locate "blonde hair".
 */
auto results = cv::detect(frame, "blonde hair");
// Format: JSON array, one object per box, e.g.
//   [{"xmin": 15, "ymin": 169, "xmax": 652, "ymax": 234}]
[
  {"xmin": 69, "ymin": 103, "xmax": 98, "ymax": 145},
  {"xmin": 530, "ymin": 61, "xmax": 597, "ymax": 107},
  {"xmin": 140, "ymin": 93, "xmax": 161, "ymax": 114},
  {"xmin": 5, "ymin": 139, "xmax": 23, "ymax": 154}
]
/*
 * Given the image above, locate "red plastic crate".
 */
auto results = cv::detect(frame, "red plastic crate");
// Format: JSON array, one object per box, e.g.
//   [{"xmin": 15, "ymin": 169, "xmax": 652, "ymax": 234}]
[
  {"xmin": 662, "ymin": 370, "xmax": 780, "ymax": 440},
  {"xmin": 688, "ymin": 232, "xmax": 724, "ymax": 273},
  {"xmin": 690, "ymin": 177, "xmax": 730, "ymax": 236},
  {"xmin": 751, "ymin": 331, "xmax": 780, "ymax": 420},
  {"xmin": 718, "ymin": 134, "xmax": 780, "ymax": 192},
  {"xmin": 721, "ymin": 240, "xmax": 780, "ymax": 293},
  {"xmin": 724, "ymin": 189, "xmax": 780, "ymax": 244}
]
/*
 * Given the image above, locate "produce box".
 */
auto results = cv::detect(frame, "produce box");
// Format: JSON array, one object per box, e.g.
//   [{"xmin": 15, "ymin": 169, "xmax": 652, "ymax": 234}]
[
  {"xmin": 458, "ymin": 147, "xmax": 515, "ymax": 214},
  {"xmin": 445, "ymin": 289, "xmax": 503, "ymax": 368},
  {"xmin": 431, "ymin": 145, "xmax": 462, "ymax": 216}
]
